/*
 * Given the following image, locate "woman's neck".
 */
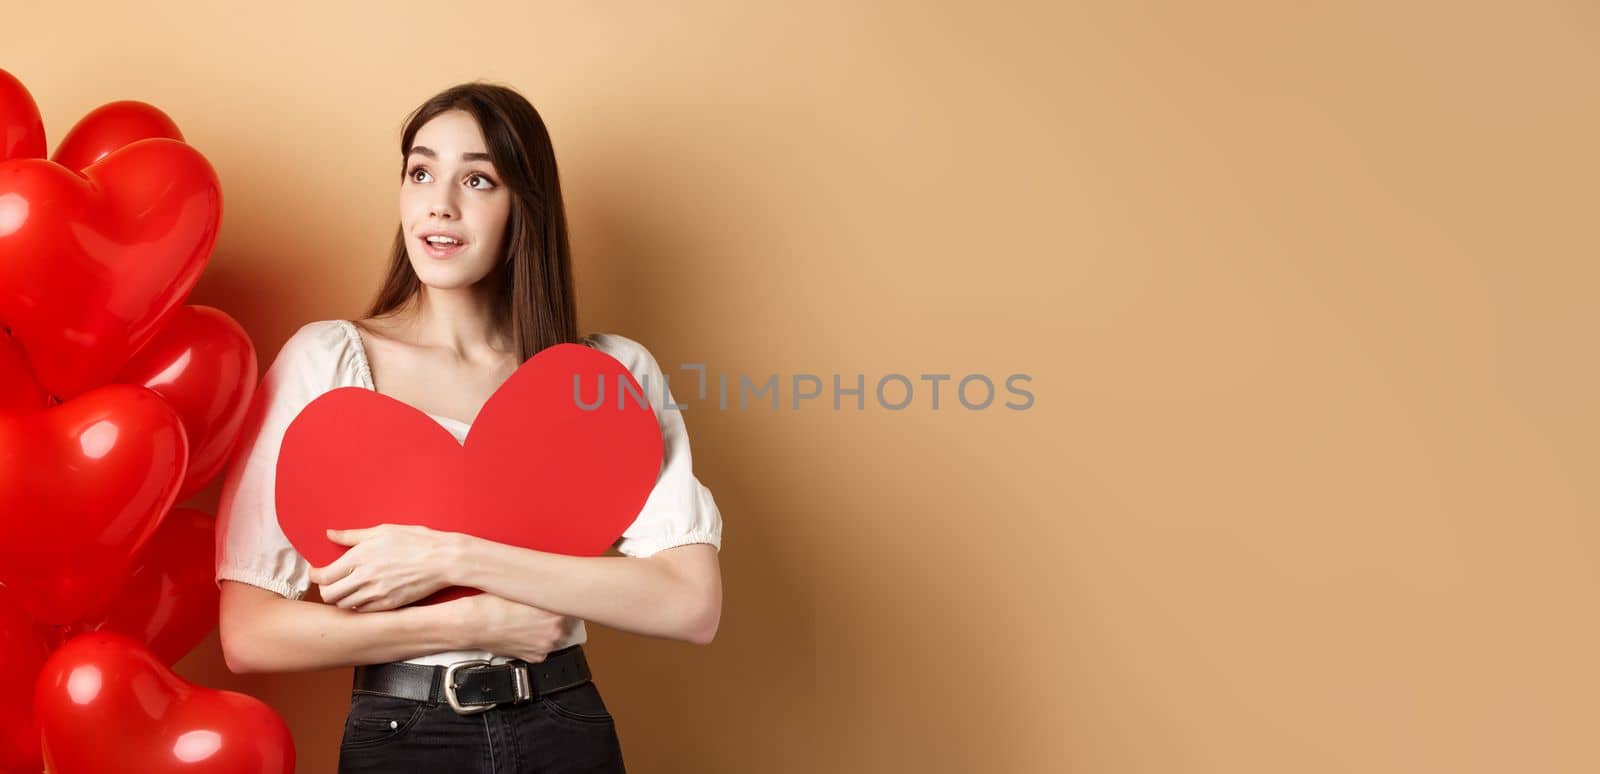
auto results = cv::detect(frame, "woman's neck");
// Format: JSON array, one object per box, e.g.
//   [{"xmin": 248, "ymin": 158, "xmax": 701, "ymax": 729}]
[{"xmin": 389, "ymin": 285, "xmax": 511, "ymax": 363}]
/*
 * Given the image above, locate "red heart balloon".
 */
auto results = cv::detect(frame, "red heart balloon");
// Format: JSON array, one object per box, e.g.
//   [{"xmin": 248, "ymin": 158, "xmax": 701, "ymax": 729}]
[
  {"xmin": 0, "ymin": 69, "xmax": 45, "ymax": 162},
  {"xmin": 0, "ymin": 384, "xmax": 189, "ymax": 624},
  {"xmin": 0, "ymin": 326, "xmax": 48, "ymax": 413},
  {"xmin": 0, "ymin": 136, "xmax": 222, "ymax": 399},
  {"xmin": 0, "ymin": 587, "xmax": 49, "ymax": 774},
  {"xmin": 51, "ymin": 100, "xmax": 184, "ymax": 172},
  {"xmin": 61, "ymin": 507, "xmax": 220, "ymax": 666},
  {"xmin": 117, "ymin": 305, "xmax": 258, "ymax": 500},
  {"xmin": 35, "ymin": 631, "xmax": 295, "ymax": 774},
  {"xmin": 277, "ymin": 343, "xmax": 663, "ymax": 604}
]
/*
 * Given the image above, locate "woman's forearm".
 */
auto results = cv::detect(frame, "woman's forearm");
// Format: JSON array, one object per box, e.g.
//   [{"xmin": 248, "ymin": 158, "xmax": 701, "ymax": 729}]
[
  {"xmin": 219, "ymin": 581, "xmax": 463, "ymax": 674},
  {"xmin": 448, "ymin": 536, "xmax": 716, "ymax": 644}
]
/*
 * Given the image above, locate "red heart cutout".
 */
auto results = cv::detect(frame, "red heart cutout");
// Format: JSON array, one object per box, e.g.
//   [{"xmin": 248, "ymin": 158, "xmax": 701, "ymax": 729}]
[
  {"xmin": 0, "ymin": 69, "xmax": 45, "ymax": 162},
  {"xmin": 0, "ymin": 384, "xmax": 189, "ymax": 624},
  {"xmin": 35, "ymin": 631, "xmax": 295, "ymax": 774},
  {"xmin": 277, "ymin": 342, "xmax": 664, "ymax": 603},
  {"xmin": 0, "ymin": 136, "xmax": 222, "ymax": 399}
]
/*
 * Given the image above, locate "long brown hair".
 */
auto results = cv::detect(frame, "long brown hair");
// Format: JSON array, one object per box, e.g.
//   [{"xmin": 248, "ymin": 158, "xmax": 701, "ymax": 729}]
[{"xmin": 364, "ymin": 81, "xmax": 579, "ymax": 361}]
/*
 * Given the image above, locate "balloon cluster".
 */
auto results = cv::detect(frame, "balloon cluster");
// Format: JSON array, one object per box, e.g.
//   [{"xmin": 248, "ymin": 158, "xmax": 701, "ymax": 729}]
[{"xmin": 0, "ymin": 69, "xmax": 294, "ymax": 772}]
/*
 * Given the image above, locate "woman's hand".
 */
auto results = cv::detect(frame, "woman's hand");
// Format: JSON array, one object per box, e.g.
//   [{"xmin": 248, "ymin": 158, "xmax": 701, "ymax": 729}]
[
  {"xmin": 437, "ymin": 592, "xmax": 575, "ymax": 663},
  {"xmin": 309, "ymin": 524, "xmax": 462, "ymax": 612}
]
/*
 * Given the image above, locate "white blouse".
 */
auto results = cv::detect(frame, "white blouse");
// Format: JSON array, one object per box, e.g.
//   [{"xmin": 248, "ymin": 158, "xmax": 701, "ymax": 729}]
[{"xmin": 214, "ymin": 319, "xmax": 724, "ymax": 667}]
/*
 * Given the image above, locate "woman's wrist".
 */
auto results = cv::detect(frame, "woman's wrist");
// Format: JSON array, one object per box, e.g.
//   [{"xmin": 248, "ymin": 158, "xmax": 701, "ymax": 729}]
[
  {"xmin": 408, "ymin": 594, "xmax": 474, "ymax": 651},
  {"xmin": 438, "ymin": 529, "xmax": 475, "ymax": 588}
]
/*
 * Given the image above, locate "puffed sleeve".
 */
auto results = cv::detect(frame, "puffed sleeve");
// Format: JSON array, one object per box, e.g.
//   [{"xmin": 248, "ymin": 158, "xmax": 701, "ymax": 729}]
[
  {"xmin": 587, "ymin": 333, "xmax": 724, "ymax": 558},
  {"xmin": 214, "ymin": 321, "xmax": 350, "ymax": 600}
]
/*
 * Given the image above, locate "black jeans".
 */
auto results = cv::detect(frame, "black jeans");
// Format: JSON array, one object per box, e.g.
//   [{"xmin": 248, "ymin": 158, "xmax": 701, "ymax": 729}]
[{"xmin": 337, "ymin": 678, "xmax": 627, "ymax": 773}]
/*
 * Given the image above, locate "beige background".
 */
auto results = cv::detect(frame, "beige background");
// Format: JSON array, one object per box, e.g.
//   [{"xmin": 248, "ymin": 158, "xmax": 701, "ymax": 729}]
[{"xmin": 7, "ymin": 1, "xmax": 1598, "ymax": 771}]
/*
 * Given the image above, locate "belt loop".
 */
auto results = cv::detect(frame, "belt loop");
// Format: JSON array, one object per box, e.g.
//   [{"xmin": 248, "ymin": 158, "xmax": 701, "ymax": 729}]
[{"xmin": 513, "ymin": 663, "xmax": 533, "ymax": 701}]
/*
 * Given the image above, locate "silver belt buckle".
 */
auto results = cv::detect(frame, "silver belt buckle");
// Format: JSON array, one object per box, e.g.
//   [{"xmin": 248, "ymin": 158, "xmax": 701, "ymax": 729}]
[
  {"xmin": 444, "ymin": 659, "xmax": 496, "ymax": 715},
  {"xmin": 443, "ymin": 659, "xmax": 533, "ymax": 715}
]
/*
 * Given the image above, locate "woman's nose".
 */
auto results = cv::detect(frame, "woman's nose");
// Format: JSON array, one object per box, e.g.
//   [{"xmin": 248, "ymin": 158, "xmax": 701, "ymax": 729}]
[{"xmin": 428, "ymin": 191, "xmax": 459, "ymax": 219}]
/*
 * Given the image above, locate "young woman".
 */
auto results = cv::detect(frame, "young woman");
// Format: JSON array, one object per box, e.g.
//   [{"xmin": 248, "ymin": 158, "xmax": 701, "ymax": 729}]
[{"xmin": 214, "ymin": 82, "xmax": 724, "ymax": 774}]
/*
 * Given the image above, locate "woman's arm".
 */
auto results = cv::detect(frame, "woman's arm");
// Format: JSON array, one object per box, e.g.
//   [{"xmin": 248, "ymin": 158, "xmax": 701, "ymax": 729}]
[
  {"xmin": 217, "ymin": 580, "xmax": 463, "ymax": 673},
  {"xmin": 449, "ymin": 538, "xmax": 721, "ymax": 645},
  {"xmin": 310, "ymin": 526, "xmax": 723, "ymax": 644}
]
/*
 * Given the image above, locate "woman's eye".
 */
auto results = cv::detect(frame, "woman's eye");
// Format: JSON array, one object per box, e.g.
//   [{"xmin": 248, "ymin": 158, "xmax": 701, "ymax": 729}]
[{"xmin": 407, "ymin": 166, "xmax": 493, "ymax": 189}]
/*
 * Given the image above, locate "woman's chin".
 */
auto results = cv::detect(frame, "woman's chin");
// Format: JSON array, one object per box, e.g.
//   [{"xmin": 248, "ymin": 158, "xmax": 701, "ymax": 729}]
[{"xmin": 416, "ymin": 272, "xmax": 496, "ymax": 293}]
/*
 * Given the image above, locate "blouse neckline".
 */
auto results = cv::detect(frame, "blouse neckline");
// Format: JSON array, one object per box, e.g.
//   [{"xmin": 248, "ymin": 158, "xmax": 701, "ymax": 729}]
[{"xmin": 335, "ymin": 319, "xmax": 474, "ymax": 430}]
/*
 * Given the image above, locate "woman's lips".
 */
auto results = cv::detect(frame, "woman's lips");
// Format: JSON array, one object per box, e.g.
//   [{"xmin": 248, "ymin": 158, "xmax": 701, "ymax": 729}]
[{"xmin": 421, "ymin": 237, "xmax": 467, "ymax": 259}]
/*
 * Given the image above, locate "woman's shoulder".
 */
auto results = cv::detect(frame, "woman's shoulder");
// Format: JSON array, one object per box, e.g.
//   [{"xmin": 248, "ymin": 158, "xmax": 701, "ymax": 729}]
[
  {"xmin": 280, "ymin": 319, "xmax": 357, "ymax": 358},
  {"xmin": 268, "ymin": 319, "xmax": 366, "ymax": 386},
  {"xmin": 579, "ymin": 333, "xmax": 681, "ymax": 400},
  {"xmin": 579, "ymin": 331, "xmax": 656, "ymax": 367}
]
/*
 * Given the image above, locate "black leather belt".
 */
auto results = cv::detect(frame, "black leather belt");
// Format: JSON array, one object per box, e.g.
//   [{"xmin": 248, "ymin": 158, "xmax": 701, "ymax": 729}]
[{"xmin": 352, "ymin": 645, "xmax": 591, "ymax": 715}]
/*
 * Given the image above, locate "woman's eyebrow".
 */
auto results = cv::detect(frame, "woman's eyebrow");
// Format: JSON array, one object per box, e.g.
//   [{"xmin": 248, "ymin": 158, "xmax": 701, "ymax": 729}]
[{"xmin": 409, "ymin": 146, "xmax": 492, "ymax": 162}]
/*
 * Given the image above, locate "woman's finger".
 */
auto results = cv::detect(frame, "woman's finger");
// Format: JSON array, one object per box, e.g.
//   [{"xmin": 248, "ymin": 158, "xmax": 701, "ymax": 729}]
[
  {"xmin": 319, "ymin": 571, "xmax": 362, "ymax": 605},
  {"xmin": 340, "ymin": 584, "xmax": 384, "ymax": 611}
]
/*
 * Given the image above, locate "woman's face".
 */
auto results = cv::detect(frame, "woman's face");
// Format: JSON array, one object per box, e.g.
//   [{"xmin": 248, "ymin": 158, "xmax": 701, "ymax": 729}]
[{"xmin": 399, "ymin": 109, "xmax": 511, "ymax": 290}]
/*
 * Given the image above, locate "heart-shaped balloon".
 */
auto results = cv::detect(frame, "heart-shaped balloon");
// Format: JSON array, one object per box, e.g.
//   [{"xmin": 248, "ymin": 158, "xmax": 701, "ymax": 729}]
[
  {"xmin": 0, "ymin": 326, "xmax": 48, "ymax": 414},
  {"xmin": 0, "ymin": 136, "xmax": 222, "ymax": 399},
  {"xmin": 117, "ymin": 305, "xmax": 258, "ymax": 500},
  {"xmin": 51, "ymin": 99, "xmax": 184, "ymax": 172},
  {"xmin": 0, "ymin": 587, "xmax": 49, "ymax": 774},
  {"xmin": 0, "ymin": 68, "xmax": 45, "ymax": 162},
  {"xmin": 61, "ymin": 507, "xmax": 220, "ymax": 666},
  {"xmin": 0, "ymin": 384, "xmax": 188, "ymax": 624},
  {"xmin": 35, "ymin": 631, "xmax": 295, "ymax": 774},
  {"xmin": 277, "ymin": 343, "xmax": 663, "ymax": 604}
]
